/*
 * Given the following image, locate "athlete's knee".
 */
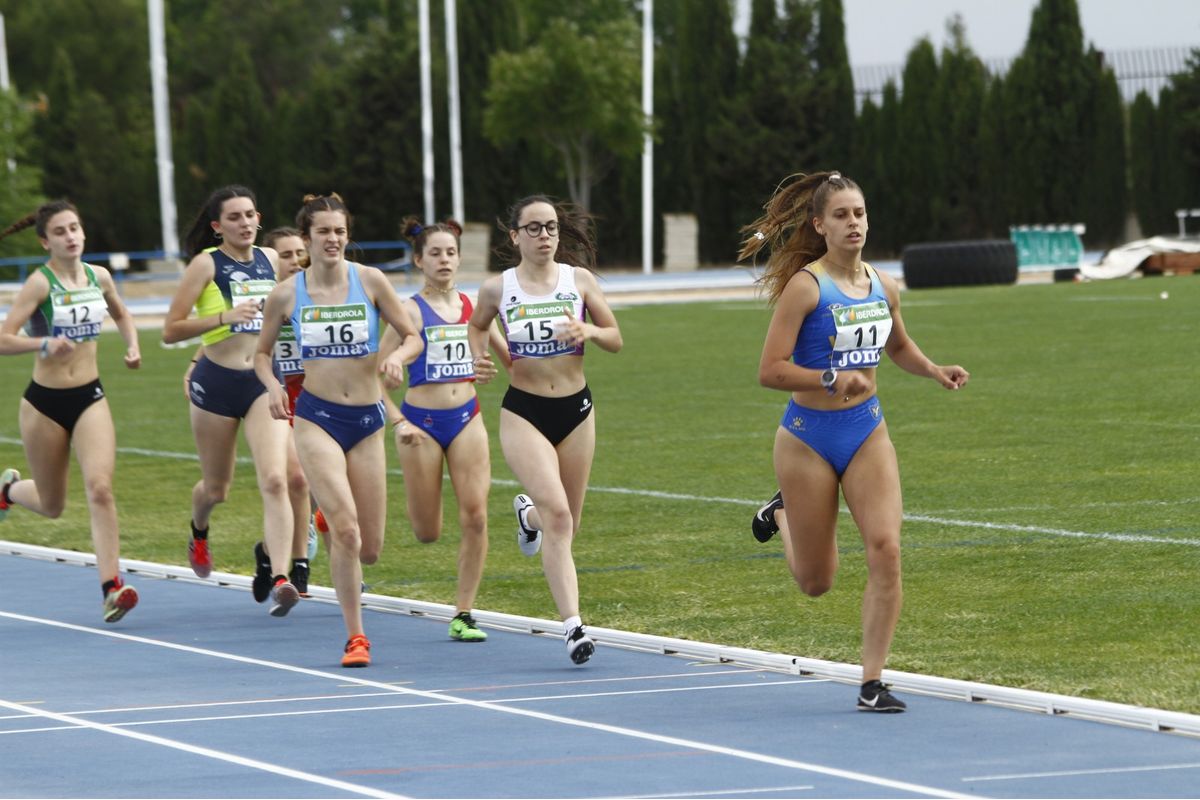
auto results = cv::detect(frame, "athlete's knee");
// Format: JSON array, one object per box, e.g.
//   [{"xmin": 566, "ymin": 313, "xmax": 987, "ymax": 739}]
[
  {"xmin": 40, "ymin": 497, "xmax": 67, "ymax": 519},
  {"xmin": 792, "ymin": 567, "xmax": 834, "ymax": 597},
  {"xmin": 286, "ymin": 467, "xmax": 308, "ymax": 498},
  {"xmin": 359, "ymin": 542, "xmax": 381, "ymax": 565},
  {"xmin": 457, "ymin": 504, "xmax": 488, "ymax": 539},
  {"xmin": 83, "ymin": 477, "xmax": 115, "ymax": 510},
  {"xmin": 412, "ymin": 524, "xmax": 441, "ymax": 545},
  {"xmin": 865, "ymin": 539, "xmax": 902, "ymax": 585},
  {"xmin": 331, "ymin": 522, "xmax": 362, "ymax": 555},
  {"xmin": 539, "ymin": 504, "xmax": 575, "ymax": 538},
  {"xmin": 258, "ymin": 470, "xmax": 288, "ymax": 499},
  {"xmin": 198, "ymin": 480, "xmax": 230, "ymax": 506}
]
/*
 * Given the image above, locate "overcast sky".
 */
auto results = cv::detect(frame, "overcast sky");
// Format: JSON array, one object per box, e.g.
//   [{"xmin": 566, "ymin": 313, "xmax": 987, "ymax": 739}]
[{"xmin": 734, "ymin": 0, "xmax": 1200, "ymax": 66}]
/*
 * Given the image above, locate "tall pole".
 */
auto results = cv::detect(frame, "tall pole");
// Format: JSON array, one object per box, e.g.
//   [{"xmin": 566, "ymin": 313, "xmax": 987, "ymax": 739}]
[
  {"xmin": 147, "ymin": 0, "xmax": 179, "ymax": 258},
  {"xmin": 445, "ymin": 0, "xmax": 464, "ymax": 224},
  {"xmin": 641, "ymin": 0, "xmax": 654, "ymax": 274},
  {"xmin": 0, "ymin": 12, "xmax": 15, "ymax": 173},
  {"xmin": 419, "ymin": 0, "xmax": 435, "ymax": 223}
]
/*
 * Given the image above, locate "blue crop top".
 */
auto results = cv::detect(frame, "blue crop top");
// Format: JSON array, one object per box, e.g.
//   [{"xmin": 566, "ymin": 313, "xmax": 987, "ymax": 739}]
[
  {"xmin": 289, "ymin": 263, "xmax": 380, "ymax": 361},
  {"xmin": 791, "ymin": 261, "xmax": 893, "ymax": 371}
]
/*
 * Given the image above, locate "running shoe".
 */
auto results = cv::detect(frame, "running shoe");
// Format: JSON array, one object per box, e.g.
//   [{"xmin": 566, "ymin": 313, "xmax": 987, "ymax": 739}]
[
  {"xmin": 188, "ymin": 534, "xmax": 212, "ymax": 578},
  {"xmin": 0, "ymin": 468, "xmax": 20, "ymax": 522},
  {"xmin": 513, "ymin": 494, "xmax": 542, "ymax": 556},
  {"xmin": 102, "ymin": 583, "xmax": 139, "ymax": 624},
  {"xmin": 290, "ymin": 559, "xmax": 310, "ymax": 597},
  {"xmin": 342, "ymin": 634, "xmax": 371, "ymax": 667},
  {"xmin": 269, "ymin": 577, "xmax": 299, "ymax": 617},
  {"xmin": 307, "ymin": 515, "xmax": 320, "ymax": 560},
  {"xmin": 857, "ymin": 680, "xmax": 907, "ymax": 713},
  {"xmin": 565, "ymin": 624, "xmax": 595, "ymax": 665},
  {"xmin": 751, "ymin": 490, "xmax": 784, "ymax": 543},
  {"xmin": 314, "ymin": 507, "xmax": 329, "ymax": 534},
  {"xmin": 252, "ymin": 541, "xmax": 273, "ymax": 603},
  {"xmin": 448, "ymin": 611, "xmax": 488, "ymax": 642}
]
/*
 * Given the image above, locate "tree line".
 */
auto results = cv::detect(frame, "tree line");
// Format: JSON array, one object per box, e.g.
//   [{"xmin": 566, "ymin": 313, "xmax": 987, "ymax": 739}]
[{"xmin": 0, "ymin": 0, "xmax": 1197, "ymax": 267}]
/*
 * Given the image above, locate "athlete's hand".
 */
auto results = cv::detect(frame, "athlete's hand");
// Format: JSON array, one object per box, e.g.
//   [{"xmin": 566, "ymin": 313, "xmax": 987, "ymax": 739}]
[
  {"xmin": 124, "ymin": 347, "xmax": 142, "ymax": 370},
  {"xmin": 554, "ymin": 310, "xmax": 589, "ymax": 347},
  {"xmin": 223, "ymin": 300, "xmax": 259, "ymax": 326},
  {"xmin": 472, "ymin": 352, "xmax": 497, "ymax": 384},
  {"xmin": 379, "ymin": 349, "xmax": 406, "ymax": 385},
  {"xmin": 393, "ymin": 420, "xmax": 428, "ymax": 448},
  {"xmin": 936, "ymin": 365, "xmax": 969, "ymax": 390},
  {"xmin": 44, "ymin": 336, "xmax": 74, "ymax": 358},
  {"xmin": 837, "ymin": 370, "xmax": 873, "ymax": 403},
  {"xmin": 266, "ymin": 384, "xmax": 291, "ymax": 421}
]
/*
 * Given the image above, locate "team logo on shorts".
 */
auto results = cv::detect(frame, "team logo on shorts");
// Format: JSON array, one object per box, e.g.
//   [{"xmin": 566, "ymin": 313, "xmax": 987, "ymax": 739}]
[
  {"xmin": 789, "ymin": 415, "xmax": 806, "ymax": 432},
  {"xmin": 870, "ymin": 403, "xmax": 880, "ymax": 419}
]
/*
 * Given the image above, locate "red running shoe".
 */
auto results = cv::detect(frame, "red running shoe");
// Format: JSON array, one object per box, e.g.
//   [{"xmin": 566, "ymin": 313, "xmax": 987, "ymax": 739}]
[{"xmin": 188, "ymin": 536, "xmax": 212, "ymax": 578}]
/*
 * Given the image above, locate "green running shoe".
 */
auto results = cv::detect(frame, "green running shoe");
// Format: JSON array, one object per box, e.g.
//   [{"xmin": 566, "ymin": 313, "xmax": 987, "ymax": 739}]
[{"xmin": 449, "ymin": 611, "xmax": 487, "ymax": 642}]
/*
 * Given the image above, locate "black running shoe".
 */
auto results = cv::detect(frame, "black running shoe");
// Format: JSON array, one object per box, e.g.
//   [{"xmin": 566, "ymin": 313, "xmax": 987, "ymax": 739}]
[
  {"xmin": 290, "ymin": 559, "xmax": 310, "ymax": 597},
  {"xmin": 751, "ymin": 490, "xmax": 784, "ymax": 543},
  {"xmin": 565, "ymin": 625, "xmax": 595, "ymax": 665},
  {"xmin": 252, "ymin": 542, "xmax": 273, "ymax": 603},
  {"xmin": 857, "ymin": 680, "xmax": 907, "ymax": 713}
]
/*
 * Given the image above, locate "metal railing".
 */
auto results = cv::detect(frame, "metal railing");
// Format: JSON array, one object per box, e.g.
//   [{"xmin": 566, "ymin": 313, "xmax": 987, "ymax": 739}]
[{"xmin": 0, "ymin": 240, "xmax": 413, "ymax": 283}]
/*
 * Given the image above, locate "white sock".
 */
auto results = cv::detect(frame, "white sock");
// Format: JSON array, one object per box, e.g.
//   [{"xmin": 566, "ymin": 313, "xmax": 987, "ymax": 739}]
[{"xmin": 563, "ymin": 615, "xmax": 582, "ymax": 636}]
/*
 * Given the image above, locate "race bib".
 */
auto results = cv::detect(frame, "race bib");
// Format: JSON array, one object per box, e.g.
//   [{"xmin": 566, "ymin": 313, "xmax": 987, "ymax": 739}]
[
  {"xmin": 829, "ymin": 300, "xmax": 893, "ymax": 369},
  {"xmin": 50, "ymin": 286, "xmax": 106, "ymax": 341},
  {"xmin": 274, "ymin": 324, "xmax": 303, "ymax": 375},
  {"xmin": 298, "ymin": 303, "xmax": 371, "ymax": 359},
  {"xmin": 505, "ymin": 301, "xmax": 575, "ymax": 359},
  {"xmin": 424, "ymin": 323, "xmax": 474, "ymax": 381},
  {"xmin": 228, "ymin": 279, "xmax": 275, "ymax": 333}
]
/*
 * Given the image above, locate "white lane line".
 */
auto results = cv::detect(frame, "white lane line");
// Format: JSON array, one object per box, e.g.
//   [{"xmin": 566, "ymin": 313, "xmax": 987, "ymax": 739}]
[
  {"xmin": 962, "ymin": 761, "xmax": 1200, "ymax": 782},
  {"xmin": 4, "ymin": 435, "xmax": 1194, "ymax": 544},
  {"xmin": 906, "ymin": 514, "xmax": 1200, "ymax": 546},
  {"xmin": 0, "ymin": 698, "xmax": 405, "ymax": 799},
  {"xmin": 605, "ymin": 786, "xmax": 815, "ymax": 798},
  {"xmin": 2, "ymin": 679, "xmax": 822, "ymax": 735},
  {"xmin": 0, "ymin": 610, "xmax": 975, "ymax": 800},
  {"xmin": 1, "ymin": 669, "xmax": 768, "ymax": 721}
]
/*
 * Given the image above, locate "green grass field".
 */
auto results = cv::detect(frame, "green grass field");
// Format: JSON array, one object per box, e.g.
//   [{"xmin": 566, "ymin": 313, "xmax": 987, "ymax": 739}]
[{"xmin": 1, "ymin": 274, "xmax": 1197, "ymax": 712}]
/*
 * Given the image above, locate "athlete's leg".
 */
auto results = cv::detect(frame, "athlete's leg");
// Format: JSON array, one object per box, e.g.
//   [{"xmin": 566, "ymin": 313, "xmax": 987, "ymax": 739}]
[
  {"xmin": 395, "ymin": 428, "xmax": 446, "ymax": 543},
  {"xmin": 242, "ymin": 395, "xmax": 295, "ymax": 578},
  {"xmin": 773, "ymin": 426, "xmax": 842, "ymax": 596},
  {"xmin": 295, "ymin": 419, "xmax": 364, "ymax": 638},
  {"xmin": 445, "ymin": 416, "xmax": 491, "ymax": 612},
  {"xmin": 188, "ymin": 403, "xmax": 240, "ymax": 529},
  {"xmin": 500, "ymin": 409, "xmax": 580, "ymax": 620},
  {"xmin": 285, "ymin": 434, "xmax": 310, "ymax": 560},
  {"xmin": 10, "ymin": 399, "xmax": 72, "ymax": 517},
  {"xmin": 69, "ymin": 400, "xmax": 123, "ymax": 583},
  {"xmin": 840, "ymin": 422, "xmax": 903, "ymax": 683}
]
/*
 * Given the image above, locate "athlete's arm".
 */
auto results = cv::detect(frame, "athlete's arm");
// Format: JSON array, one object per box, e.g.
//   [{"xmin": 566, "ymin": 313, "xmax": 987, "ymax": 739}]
[
  {"xmin": 880, "ymin": 272, "xmax": 969, "ymax": 390},
  {"xmin": 0, "ymin": 272, "xmax": 72, "ymax": 357},
  {"xmin": 97, "ymin": 266, "xmax": 141, "ymax": 369},
  {"xmin": 566, "ymin": 269, "xmax": 622, "ymax": 353},
  {"xmin": 162, "ymin": 252, "xmax": 220, "ymax": 344}
]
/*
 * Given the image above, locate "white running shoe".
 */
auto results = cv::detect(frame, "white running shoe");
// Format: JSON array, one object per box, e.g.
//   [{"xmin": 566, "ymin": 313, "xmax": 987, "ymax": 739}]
[
  {"xmin": 565, "ymin": 624, "xmax": 595, "ymax": 665},
  {"xmin": 514, "ymin": 494, "xmax": 542, "ymax": 556},
  {"xmin": 0, "ymin": 468, "xmax": 20, "ymax": 522}
]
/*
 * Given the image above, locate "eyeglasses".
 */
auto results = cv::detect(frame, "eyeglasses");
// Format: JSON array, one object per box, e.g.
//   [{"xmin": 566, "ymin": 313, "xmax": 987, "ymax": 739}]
[{"xmin": 518, "ymin": 220, "xmax": 559, "ymax": 237}]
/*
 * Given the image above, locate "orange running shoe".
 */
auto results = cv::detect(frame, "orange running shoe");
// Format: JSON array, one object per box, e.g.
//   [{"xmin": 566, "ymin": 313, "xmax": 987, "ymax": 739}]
[
  {"xmin": 342, "ymin": 634, "xmax": 371, "ymax": 668},
  {"xmin": 314, "ymin": 507, "xmax": 329, "ymax": 534}
]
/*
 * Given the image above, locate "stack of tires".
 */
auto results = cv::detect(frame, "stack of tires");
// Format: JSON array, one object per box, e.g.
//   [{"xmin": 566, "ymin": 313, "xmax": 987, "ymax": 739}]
[{"xmin": 900, "ymin": 240, "xmax": 1018, "ymax": 289}]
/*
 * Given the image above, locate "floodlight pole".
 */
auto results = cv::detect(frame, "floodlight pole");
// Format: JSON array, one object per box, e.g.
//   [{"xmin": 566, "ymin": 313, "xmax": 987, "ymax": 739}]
[
  {"xmin": 419, "ymin": 0, "xmax": 435, "ymax": 223},
  {"xmin": 0, "ymin": 12, "xmax": 15, "ymax": 173},
  {"xmin": 641, "ymin": 0, "xmax": 653, "ymax": 274},
  {"xmin": 445, "ymin": 0, "xmax": 464, "ymax": 224},
  {"xmin": 147, "ymin": 0, "xmax": 179, "ymax": 258}
]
